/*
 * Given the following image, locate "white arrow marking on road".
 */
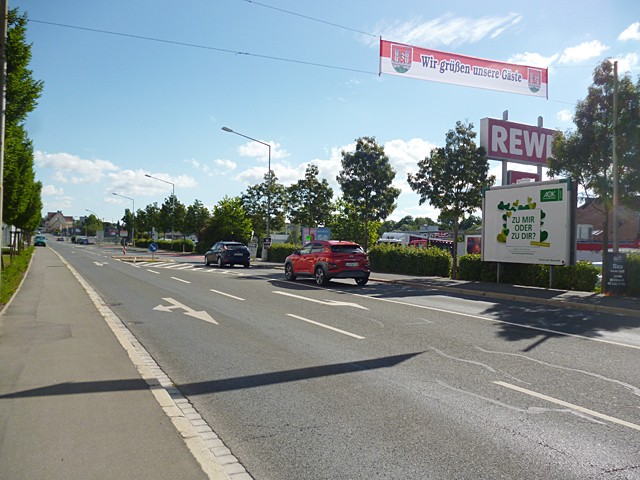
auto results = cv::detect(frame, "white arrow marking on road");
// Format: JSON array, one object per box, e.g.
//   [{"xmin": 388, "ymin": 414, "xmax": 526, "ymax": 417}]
[
  {"xmin": 93, "ymin": 261, "xmax": 107, "ymax": 267},
  {"xmin": 273, "ymin": 291, "xmax": 369, "ymax": 310},
  {"xmin": 153, "ymin": 297, "xmax": 218, "ymax": 325}
]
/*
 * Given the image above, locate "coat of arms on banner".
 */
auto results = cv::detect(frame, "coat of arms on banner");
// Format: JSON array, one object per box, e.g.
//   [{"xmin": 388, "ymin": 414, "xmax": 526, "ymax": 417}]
[
  {"xmin": 528, "ymin": 68, "xmax": 542, "ymax": 93},
  {"xmin": 391, "ymin": 45, "xmax": 412, "ymax": 74}
]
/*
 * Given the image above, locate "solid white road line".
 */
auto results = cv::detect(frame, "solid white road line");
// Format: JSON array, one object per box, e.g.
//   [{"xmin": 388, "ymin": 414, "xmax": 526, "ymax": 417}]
[
  {"xmin": 287, "ymin": 314, "xmax": 365, "ymax": 339},
  {"xmin": 210, "ymin": 289, "xmax": 245, "ymax": 301},
  {"xmin": 171, "ymin": 277, "xmax": 191, "ymax": 284},
  {"xmin": 355, "ymin": 294, "xmax": 640, "ymax": 350},
  {"xmin": 148, "ymin": 269, "xmax": 160, "ymax": 274},
  {"xmin": 494, "ymin": 381, "xmax": 640, "ymax": 432}
]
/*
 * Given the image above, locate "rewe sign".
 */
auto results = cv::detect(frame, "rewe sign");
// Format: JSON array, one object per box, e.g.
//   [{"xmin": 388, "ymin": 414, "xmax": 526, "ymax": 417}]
[{"xmin": 480, "ymin": 118, "xmax": 556, "ymax": 165}]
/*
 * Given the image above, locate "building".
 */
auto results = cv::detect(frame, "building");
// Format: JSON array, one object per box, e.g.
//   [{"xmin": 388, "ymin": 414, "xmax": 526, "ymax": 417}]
[
  {"xmin": 44, "ymin": 211, "xmax": 74, "ymax": 234},
  {"xmin": 576, "ymin": 198, "xmax": 640, "ymax": 249}
]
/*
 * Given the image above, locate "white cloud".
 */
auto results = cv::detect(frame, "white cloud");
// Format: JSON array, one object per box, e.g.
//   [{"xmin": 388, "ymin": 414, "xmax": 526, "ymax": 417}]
[
  {"xmin": 384, "ymin": 138, "xmax": 438, "ymax": 194},
  {"xmin": 559, "ymin": 40, "xmax": 609, "ymax": 64},
  {"xmin": 369, "ymin": 13, "xmax": 522, "ymax": 48},
  {"xmin": 619, "ymin": 22, "xmax": 640, "ymax": 41},
  {"xmin": 108, "ymin": 170, "xmax": 197, "ymax": 198},
  {"xmin": 214, "ymin": 158, "xmax": 237, "ymax": 171},
  {"xmin": 35, "ymin": 151, "xmax": 118, "ymax": 184},
  {"xmin": 557, "ymin": 109, "xmax": 573, "ymax": 122},
  {"xmin": 612, "ymin": 52, "xmax": 639, "ymax": 73},
  {"xmin": 508, "ymin": 52, "xmax": 559, "ymax": 68},
  {"xmin": 237, "ymin": 140, "xmax": 288, "ymax": 161},
  {"xmin": 185, "ymin": 158, "xmax": 212, "ymax": 176},
  {"xmin": 42, "ymin": 184, "xmax": 64, "ymax": 196}
]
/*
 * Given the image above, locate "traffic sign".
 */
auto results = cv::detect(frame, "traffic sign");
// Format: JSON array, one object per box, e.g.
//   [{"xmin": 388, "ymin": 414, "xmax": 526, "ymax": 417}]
[{"xmin": 149, "ymin": 243, "xmax": 158, "ymax": 252}]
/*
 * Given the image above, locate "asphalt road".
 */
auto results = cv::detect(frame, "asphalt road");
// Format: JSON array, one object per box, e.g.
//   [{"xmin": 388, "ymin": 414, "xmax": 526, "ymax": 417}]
[{"xmin": 52, "ymin": 241, "xmax": 640, "ymax": 480}]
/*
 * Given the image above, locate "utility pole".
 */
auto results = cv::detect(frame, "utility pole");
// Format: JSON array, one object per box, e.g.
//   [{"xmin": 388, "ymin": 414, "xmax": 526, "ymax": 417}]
[
  {"xmin": 612, "ymin": 60, "xmax": 619, "ymax": 253},
  {"xmin": 0, "ymin": 0, "xmax": 8, "ymax": 293}
]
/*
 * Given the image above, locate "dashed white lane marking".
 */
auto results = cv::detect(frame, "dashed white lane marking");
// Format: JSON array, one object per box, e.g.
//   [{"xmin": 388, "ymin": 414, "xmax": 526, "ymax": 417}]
[
  {"xmin": 494, "ymin": 381, "xmax": 640, "ymax": 432},
  {"xmin": 210, "ymin": 289, "xmax": 245, "ymax": 301},
  {"xmin": 171, "ymin": 277, "xmax": 191, "ymax": 284},
  {"xmin": 148, "ymin": 269, "xmax": 160, "ymax": 274},
  {"xmin": 287, "ymin": 314, "xmax": 365, "ymax": 339}
]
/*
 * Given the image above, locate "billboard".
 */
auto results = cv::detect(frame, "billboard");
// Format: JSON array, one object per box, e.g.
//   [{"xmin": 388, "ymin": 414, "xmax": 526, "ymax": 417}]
[
  {"xmin": 507, "ymin": 170, "xmax": 541, "ymax": 184},
  {"xmin": 480, "ymin": 118, "xmax": 556, "ymax": 165},
  {"xmin": 380, "ymin": 39, "xmax": 548, "ymax": 98},
  {"xmin": 482, "ymin": 179, "xmax": 572, "ymax": 266}
]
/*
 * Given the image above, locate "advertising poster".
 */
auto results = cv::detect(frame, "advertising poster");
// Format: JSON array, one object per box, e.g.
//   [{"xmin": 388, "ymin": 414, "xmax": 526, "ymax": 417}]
[{"xmin": 482, "ymin": 179, "xmax": 572, "ymax": 265}]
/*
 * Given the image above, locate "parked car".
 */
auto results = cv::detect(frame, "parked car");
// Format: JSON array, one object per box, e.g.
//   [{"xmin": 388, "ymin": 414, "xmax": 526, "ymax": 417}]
[
  {"xmin": 57, "ymin": 237, "xmax": 65, "ymax": 242},
  {"xmin": 34, "ymin": 235, "xmax": 47, "ymax": 247},
  {"xmin": 204, "ymin": 241, "xmax": 250, "ymax": 268},
  {"xmin": 284, "ymin": 240, "xmax": 370, "ymax": 286}
]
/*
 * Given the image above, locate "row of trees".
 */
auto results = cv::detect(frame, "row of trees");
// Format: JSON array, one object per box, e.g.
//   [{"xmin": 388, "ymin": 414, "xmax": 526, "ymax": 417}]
[
  {"xmin": 3, "ymin": 9, "xmax": 43, "ymax": 238},
  {"xmin": 122, "ymin": 59, "xmax": 640, "ymax": 282}
]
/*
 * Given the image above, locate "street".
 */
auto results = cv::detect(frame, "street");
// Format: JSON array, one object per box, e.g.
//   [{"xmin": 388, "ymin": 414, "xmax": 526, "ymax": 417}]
[{"xmin": 52, "ymin": 241, "xmax": 640, "ymax": 480}]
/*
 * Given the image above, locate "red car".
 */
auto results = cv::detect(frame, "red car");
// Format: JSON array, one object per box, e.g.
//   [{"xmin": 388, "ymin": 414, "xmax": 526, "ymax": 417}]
[{"xmin": 284, "ymin": 240, "xmax": 370, "ymax": 286}]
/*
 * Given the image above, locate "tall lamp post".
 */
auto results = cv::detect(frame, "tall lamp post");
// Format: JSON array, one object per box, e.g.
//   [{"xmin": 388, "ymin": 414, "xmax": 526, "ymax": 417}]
[
  {"xmin": 85, "ymin": 208, "xmax": 102, "ymax": 241},
  {"xmin": 112, "ymin": 193, "xmax": 135, "ymax": 247},
  {"xmin": 222, "ymin": 126, "xmax": 271, "ymax": 259},
  {"xmin": 145, "ymin": 174, "xmax": 175, "ymax": 240}
]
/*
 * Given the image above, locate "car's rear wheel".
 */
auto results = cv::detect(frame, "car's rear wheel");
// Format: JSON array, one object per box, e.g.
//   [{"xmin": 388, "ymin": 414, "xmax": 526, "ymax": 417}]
[
  {"xmin": 285, "ymin": 263, "xmax": 297, "ymax": 281},
  {"xmin": 217, "ymin": 256, "xmax": 224, "ymax": 268},
  {"xmin": 355, "ymin": 276, "xmax": 369, "ymax": 286},
  {"xmin": 244, "ymin": 262, "xmax": 250, "ymax": 268},
  {"xmin": 315, "ymin": 266, "xmax": 328, "ymax": 286}
]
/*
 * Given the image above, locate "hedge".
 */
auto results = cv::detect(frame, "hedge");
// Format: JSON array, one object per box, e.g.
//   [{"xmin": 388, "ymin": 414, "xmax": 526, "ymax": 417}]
[
  {"xmin": 368, "ymin": 244, "xmax": 452, "ymax": 277},
  {"xmin": 457, "ymin": 254, "xmax": 600, "ymax": 292},
  {"xmin": 627, "ymin": 252, "xmax": 640, "ymax": 296},
  {"xmin": 135, "ymin": 238, "xmax": 195, "ymax": 253}
]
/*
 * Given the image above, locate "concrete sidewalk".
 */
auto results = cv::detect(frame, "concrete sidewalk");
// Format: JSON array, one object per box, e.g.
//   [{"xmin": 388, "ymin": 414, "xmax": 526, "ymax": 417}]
[{"xmin": 0, "ymin": 247, "xmax": 235, "ymax": 480}]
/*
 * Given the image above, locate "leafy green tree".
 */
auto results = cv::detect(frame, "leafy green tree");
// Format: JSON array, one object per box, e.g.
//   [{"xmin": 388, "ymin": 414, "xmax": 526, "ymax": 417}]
[
  {"xmin": 408, "ymin": 121, "xmax": 494, "ymax": 278},
  {"xmin": 287, "ymin": 164, "xmax": 333, "ymax": 228},
  {"xmin": 241, "ymin": 171, "xmax": 287, "ymax": 237},
  {"xmin": 548, "ymin": 59, "xmax": 640, "ymax": 256},
  {"xmin": 198, "ymin": 196, "xmax": 252, "ymax": 253},
  {"xmin": 3, "ymin": 9, "xmax": 44, "ymax": 233},
  {"xmin": 158, "ymin": 194, "xmax": 185, "ymax": 237},
  {"xmin": 137, "ymin": 203, "xmax": 161, "ymax": 237},
  {"xmin": 121, "ymin": 209, "xmax": 135, "ymax": 242},
  {"xmin": 328, "ymin": 198, "xmax": 380, "ymax": 246},
  {"xmin": 337, "ymin": 137, "xmax": 400, "ymax": 250},
  {"xmin": 184, "ymin": 199, "xmax": 210, "ymax": 241}
]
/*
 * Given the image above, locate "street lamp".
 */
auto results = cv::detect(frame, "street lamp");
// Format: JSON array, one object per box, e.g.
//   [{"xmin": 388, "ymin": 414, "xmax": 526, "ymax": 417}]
[
  {"xmin": 85, "ymin": 208, "xmax": 102, "ymax": 241},
  {"xmin": 112, "ymin": 193, "xmax": 135, "ymax": 247},
  {"xmin": 145, "ymin": 173, "xmax": 175, "ymax": 240},
  {"xmin": 222, "ymin": 126, "xmax": 272, "ymax": 258}
]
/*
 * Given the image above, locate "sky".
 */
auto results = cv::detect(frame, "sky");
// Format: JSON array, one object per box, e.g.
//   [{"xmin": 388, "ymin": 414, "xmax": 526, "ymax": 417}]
[{"xmin": 12, "ymin": 0, "xmax": 640, "ymax": 226}]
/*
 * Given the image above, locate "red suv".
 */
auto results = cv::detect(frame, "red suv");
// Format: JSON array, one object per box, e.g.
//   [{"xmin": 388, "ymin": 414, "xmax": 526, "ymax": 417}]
[{"xmin": 284, "ymin": 240, "xmax": 370, "ymax": 286}]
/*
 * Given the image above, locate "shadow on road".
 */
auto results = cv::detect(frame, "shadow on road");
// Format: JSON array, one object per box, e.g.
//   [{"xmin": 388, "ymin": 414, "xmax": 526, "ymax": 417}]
[{"xmin": 0, "ymin": 351, "xmax": 424, "ymax": 399}]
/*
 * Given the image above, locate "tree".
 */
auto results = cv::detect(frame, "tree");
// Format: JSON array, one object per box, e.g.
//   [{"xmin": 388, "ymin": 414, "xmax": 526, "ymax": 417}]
[
  {"xmin": 159, "ymin": 194, "xmax": 185, "ymax": 238},
  {"xmin": 337, "ymin": 137, "xmax": 400, "ymax": 250},
  {"xmin": 198, "ymin": 196, "xmax": 252, "ymax": 253},
  {"xmin": 184, "ymin": 199, "xmax": 210, "ymax": 241},
  {"xmin": 408, "ymin": 121, "xmax": 494, "ymax": 278},
  {"xmin": 287, "ymin": 164, "xmax": 334, "ymax": 228},
  {"xmin": 241, "ymin": 171, "xmax": 287, "ymax": 237},
  {"xmin": 328, "ymin": 198, "xmax": 380, "ymax": 246},
  {"xmin": 135, "ymin": 202, "xmax": 160, "ymax": 237},
  {"xmin": 3, "ymin": 9, "xmax": 44, "ymax": 233},
  {"xmin": 548, "ymin": 59, "xmax": 640, "ymax": 258}
]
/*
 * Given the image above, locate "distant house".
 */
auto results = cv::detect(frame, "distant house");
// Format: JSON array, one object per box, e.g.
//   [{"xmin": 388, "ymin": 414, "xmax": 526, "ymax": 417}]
[
  {"xmin": 576, "ymin": 198, "xmax": 640, "ymax": 249},
  {"xmin": 44, "ymin": 211, "xmax": 74, "ymax": 233}
]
